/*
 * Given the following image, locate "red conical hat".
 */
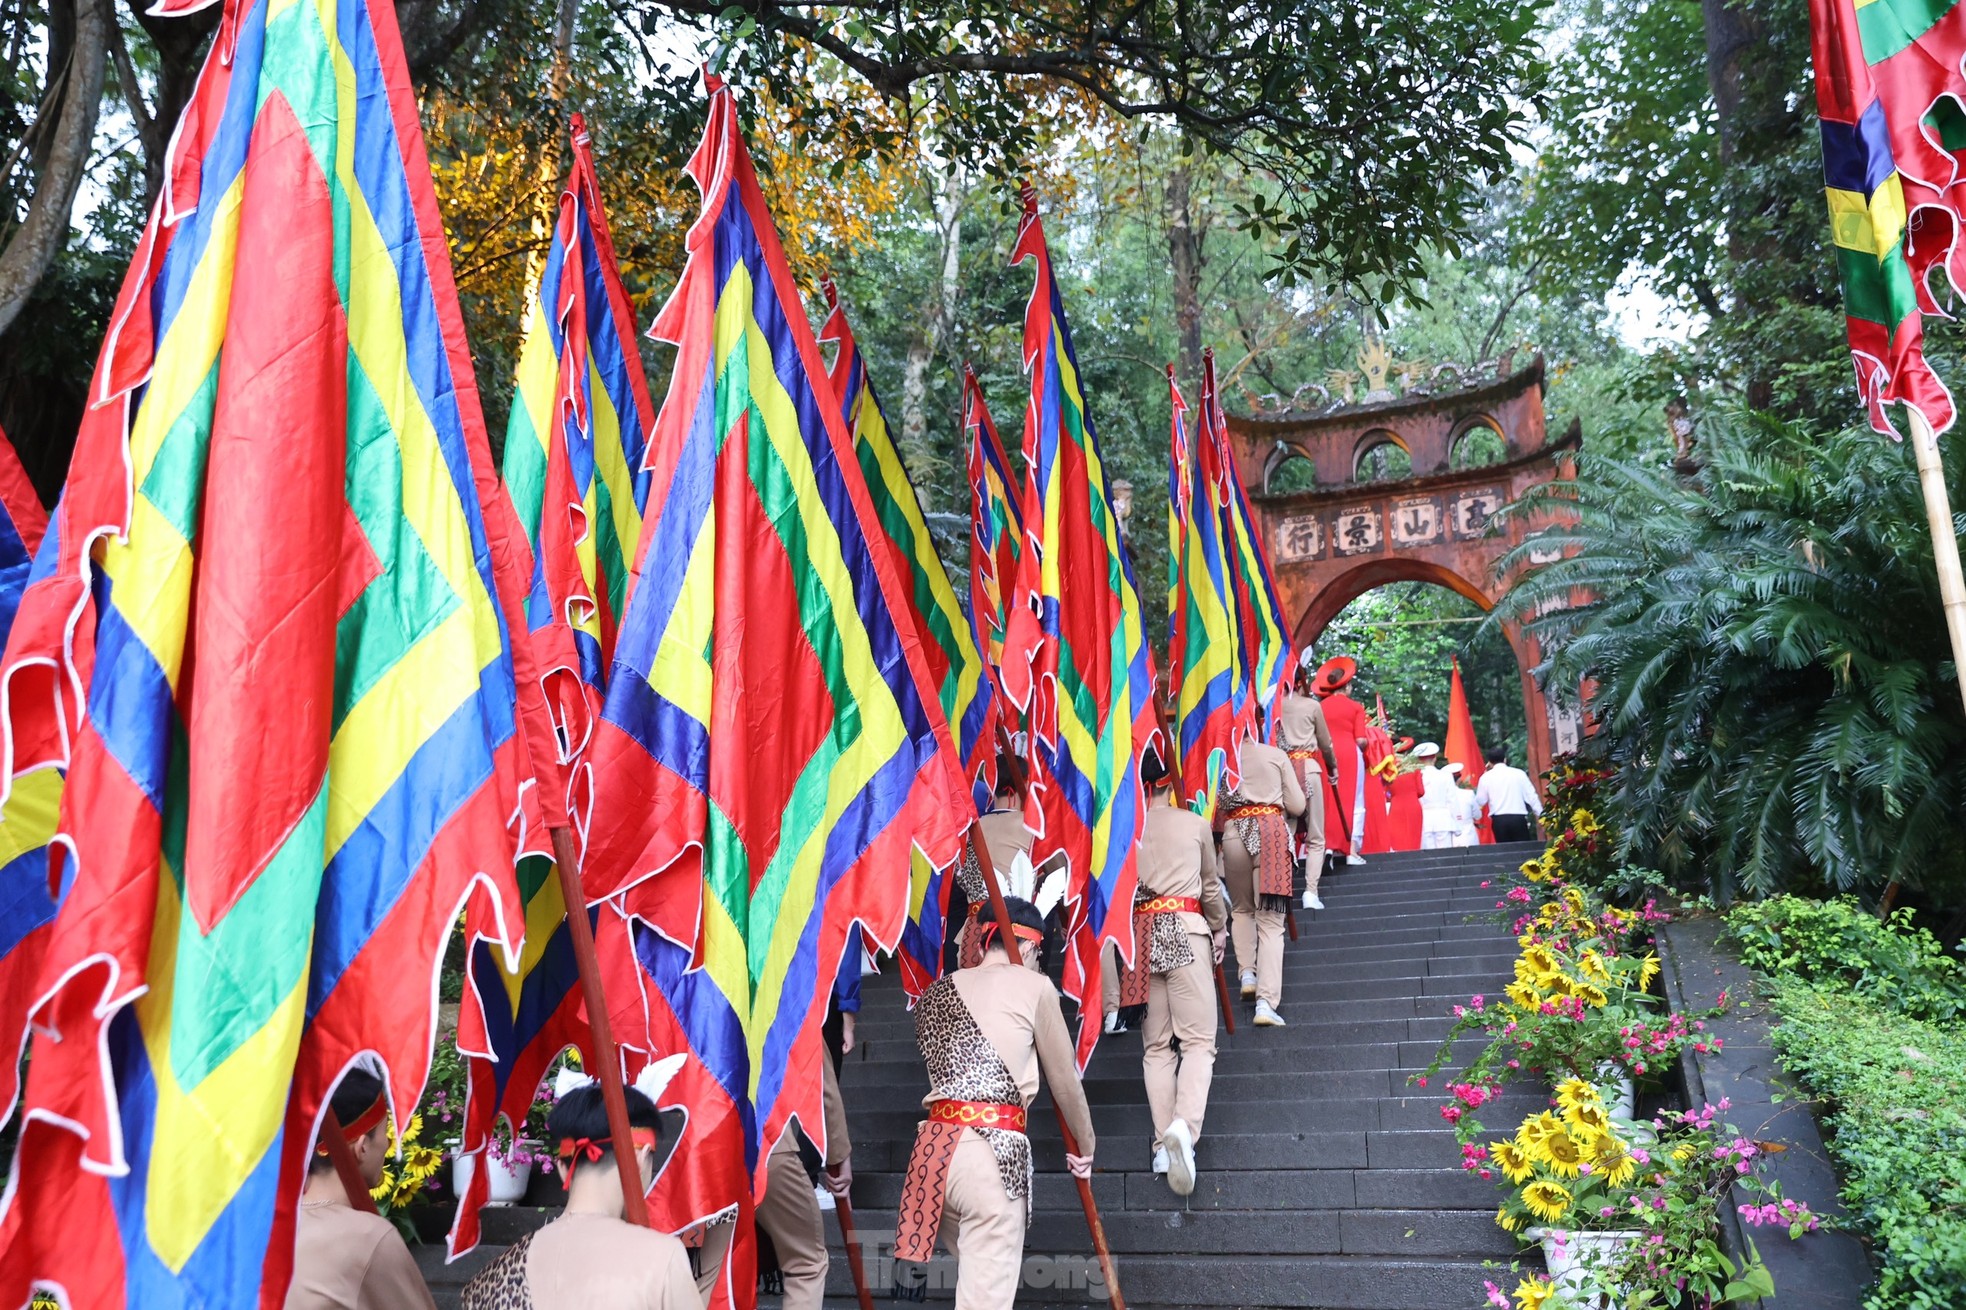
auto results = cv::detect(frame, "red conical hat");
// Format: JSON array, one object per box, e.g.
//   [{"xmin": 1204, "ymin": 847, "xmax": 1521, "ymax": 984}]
[{"xmin": 1314, "ymin": 656, "xmax": 1356, "ymax": 695}]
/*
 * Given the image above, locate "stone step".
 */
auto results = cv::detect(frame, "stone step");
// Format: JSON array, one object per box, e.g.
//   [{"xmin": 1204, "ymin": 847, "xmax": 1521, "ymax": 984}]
[
  {"xmin": 814, "ymin": 1251, "xmax": 1525, "ymax": 1308},
  {"xmin": 828, "ymin": 1203, "xmax": 1523, "ymax": 1257},
  {"xmin": 841, "ymin": 1092, "xmax": 1544, "ymax": 1140}
]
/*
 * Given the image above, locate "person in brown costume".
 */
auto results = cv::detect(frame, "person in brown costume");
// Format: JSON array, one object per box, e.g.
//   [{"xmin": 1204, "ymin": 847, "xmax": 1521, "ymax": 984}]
[{"xmin": 891, "ymin": 897, "xmax": 1096, "ymax": 1309}]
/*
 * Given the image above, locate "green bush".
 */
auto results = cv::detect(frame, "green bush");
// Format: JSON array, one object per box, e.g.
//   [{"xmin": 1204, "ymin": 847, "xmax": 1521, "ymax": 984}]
[
  {"xmin": 1728, "ymin": 897, "xmax": 1966, "ymax": 1026},
  {"xmin": 1767, "ymin": 981, "xmax": 1966, "ymax": 1310}
]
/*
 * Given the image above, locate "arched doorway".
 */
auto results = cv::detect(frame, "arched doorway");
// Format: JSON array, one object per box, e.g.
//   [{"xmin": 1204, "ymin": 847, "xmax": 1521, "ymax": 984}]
[{"xmin": 1224, "ymin": 355, "xmax": 1583, "ymax": 782}]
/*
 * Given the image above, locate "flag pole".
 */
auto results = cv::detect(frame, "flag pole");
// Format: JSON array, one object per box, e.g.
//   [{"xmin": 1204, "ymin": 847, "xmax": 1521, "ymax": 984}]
[
  {"xmin": 832, "ymin": 1192, "xmax": 879, "ymax": 1310},
  {"xmin": 1908, "ymin": 407, "xmax": 1966, "ymax": 718},
  {"xmin": 966, "ymin": 819, "xmax": 1127, "ymax": 1310},
  {"xmin": 548, "ymin": 824, "xmax": 651, "ymax": 1228},
  {"xmin": 320, "ymin": 1108, "xmax": 380, "ymax": 1215}
]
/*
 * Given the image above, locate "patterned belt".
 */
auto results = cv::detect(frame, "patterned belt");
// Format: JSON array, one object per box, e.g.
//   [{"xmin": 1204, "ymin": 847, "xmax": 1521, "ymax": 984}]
[
  {"xmin": 1138, "ymin": 895, "xmax": 1202, "ymax": 916},
  {"xmin": 967, "ymin": 902, "xmax": 983, "ymax": 918},
  {"xmin": 1286, "ymin": 749, "xmax": 1322, "ymax": 760},
  {"xmin": 1223, "ymin": 803, "xmax": 1284, "ymax": 820},
  {"xmin": 928, "ymin": 1099, "xmax": 1028, "ymax": 1132}
]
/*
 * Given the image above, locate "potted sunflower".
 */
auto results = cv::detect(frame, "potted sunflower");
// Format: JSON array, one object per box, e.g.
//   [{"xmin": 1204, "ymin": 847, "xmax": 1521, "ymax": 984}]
[{"xmin": 1488, "ymin": 1079, "xmax": 1647, "ymax": 1306}]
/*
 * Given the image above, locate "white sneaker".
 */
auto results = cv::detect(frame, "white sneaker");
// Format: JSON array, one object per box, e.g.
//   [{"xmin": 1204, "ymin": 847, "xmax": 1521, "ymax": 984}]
[
  {"xmin": 1303, "ymin": 892, "xmax": 1324, "ymax": 911},
  {"xmin": 1346, "ymin": 854, "xmax": 1367, "ymax": 866},
  {"xmin": 814, "ymin": 1184, "xmax": 836, "ymax": 1212},
  {"xmin": 1152, "ymin": 1146, "xmax": 1169, "ymax": 1176},
  {"xmin": 1240, "ymin": 970, "xmax": 1257, "ymax": 999},
  {"xmin": 1162, "ymin": 1118, "xmax": 1197, "ymax": 1196},
  {"xmin": 1104, "ymin": 1010, "xmax": 1123, "ymax": 1034},
  {"xmin": 1253, "ymin": 1000, "xmax": 1286, "ymax": 1027}
]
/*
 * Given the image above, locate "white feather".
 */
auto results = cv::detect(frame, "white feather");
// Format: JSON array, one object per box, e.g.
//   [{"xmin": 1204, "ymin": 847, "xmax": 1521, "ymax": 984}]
[
  {"xmin": 553, "ymin": 1066, "xmax": 594, "ymax": 1099},
  {"xmin": 635, "ymin": 1053, "xmax": 689, "ymax": 1104}
]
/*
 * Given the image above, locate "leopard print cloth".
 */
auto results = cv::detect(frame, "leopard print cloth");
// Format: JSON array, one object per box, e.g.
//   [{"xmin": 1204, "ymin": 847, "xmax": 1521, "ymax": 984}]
[
  {"xmin": 460, "ymin": 1233, "xmax": 534, "ymax": 1310},
  {"xmin": 910, "ymin": 975, "xmax": 1031, "ymax": 1206},
  {"xmin": 1116, "ymin": 885, "xmax": 1199, "ymax": 1003}
]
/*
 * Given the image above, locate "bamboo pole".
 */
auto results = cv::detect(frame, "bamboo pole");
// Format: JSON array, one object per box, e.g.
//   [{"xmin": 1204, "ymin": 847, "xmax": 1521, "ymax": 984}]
[
  {"xmin": 320, "ymin": 1108, "xmax": 379, "ymax": 1215},
  {"xmin": 832, "ymin": 1191, "xmax": 879, "ymax": 1310},
  {"xmin": 1908, "ymin": 407, "xmax": 1966, "ymax": 719},
  {"xmin": 965, "ymin": 821, "xmax": 1127, "ymax": 1310},
  {"xmin": 548, "ymin": 825, "xmax": 650, "ymax": 1228}
]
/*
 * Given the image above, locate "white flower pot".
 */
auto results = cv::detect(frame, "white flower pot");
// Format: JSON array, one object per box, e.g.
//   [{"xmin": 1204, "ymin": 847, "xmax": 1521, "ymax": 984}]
[
  {"xmin": 1526, "ymin": 1228, "xmax": 1641, "ymax": 1307},
  {"xmin": 452, "ymin": 1148, "xmax": 534, "ymax": 1207},
  {"xmin": 1592, "ymin": 1064, "xmax": 1636, "ymax": 1118}
]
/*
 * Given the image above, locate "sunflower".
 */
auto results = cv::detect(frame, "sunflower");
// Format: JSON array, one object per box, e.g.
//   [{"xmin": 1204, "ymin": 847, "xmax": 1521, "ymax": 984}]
[
  {"xmin": 1540, "ymin": 1130, "xmax": 1586, "ymax": 1178},
  {"xmin": 1517, "ymin": 1111, "xmax": 1565, "ymax": 1153},
  {"xmin": 1638, "ymin": 955, "xmax": 1661, "ymax": 990},
  {"xmin": 1577, "ymin": 951, "xmax": 1611, "ymax": 984},
  {"xmin": 1505, "ymin": 981, "xmax": 1542, "ymax": 1011},
  {"xmin": 1492, "ymin": 1138, "xmax": 1534, "ymax": 1184},
  {"xmin": 1521, "ymin": 945, "xmax": 1560, "ymax": 977},
  {"xmin": 1522, "ymin": 1179, "xmax": 1574, "ymax": 1224},
  {"xmin": 1575, "ymin": 983, "xmax": 1610, "ymax": 1008},
  {"xmin": 1513, "ymin": 1276, "xmax": 1556, "ymax": 1310},
  {"xmin": 1496, "ymin": 1205, "xmax": 1525, "ymax": 1233},
  {"xmin": 1596, "ymin": 1142, "xmax": 1637, "ymax": 1188},
  {"xmin": 1554, "ymin": 1078, "xmax": 1599, "ymax": 1113},
  {"xmin": 1564, "ymin": 1100, "xmax": 1611, "ymax": 1134}
]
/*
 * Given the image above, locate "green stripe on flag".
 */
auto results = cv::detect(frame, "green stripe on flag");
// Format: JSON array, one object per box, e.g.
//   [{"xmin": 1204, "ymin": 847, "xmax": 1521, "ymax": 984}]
[
  {"xmin": 1835, "ymin": 241, "xmax": 1921, "ymax": 329},
  {"xmin": 1856, "ymin": 0, "xmax": 1960, "ymax": 64},
  {"xmin": 138, "ymin": 365, "xmax": 219, "ymax": 541}
]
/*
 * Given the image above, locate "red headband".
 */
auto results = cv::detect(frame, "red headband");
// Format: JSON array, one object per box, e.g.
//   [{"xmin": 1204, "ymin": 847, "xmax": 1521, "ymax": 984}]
[
  {"xmin": 980, "ymin": 922, "xmax": 1044, "ymax": 949},
  {"xmin": 556, "ymin": 1128, "xmax": 658, "ymax": 1164},
  {"xmin": 315, "ymin": 1093, "xmax": 387, "ymax": 1156}
]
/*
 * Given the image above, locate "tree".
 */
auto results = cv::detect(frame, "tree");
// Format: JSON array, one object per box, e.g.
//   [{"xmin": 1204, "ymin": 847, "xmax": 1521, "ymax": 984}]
[{"xmin": 1496, "ymin": 412, "xmax": 1966, "ymax": 903}]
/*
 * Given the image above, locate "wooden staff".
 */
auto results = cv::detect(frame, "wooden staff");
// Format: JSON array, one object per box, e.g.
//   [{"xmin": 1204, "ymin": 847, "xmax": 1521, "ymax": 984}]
[
  {"xmin": 321, "ymin": 1107, "xmax": 379, "ymax": 1215},
  {"xmin": 549, "ymin": 824, "xmax": 650, "ymax": 1228},
  {"xmin": 832, "ymin": 1190, "xmax": 879, "ymax": 1310},
  {"xmin": 967, "ymin": 821, "xmax": 1127, "ymax": 1310},
  {"xmin": 1215, "ymin": 961, "xmax": 1237, "ymax": 1034},
  {"xmin": 1908, "ymin": 406, "xmax": 1966, "ymax": 718}
]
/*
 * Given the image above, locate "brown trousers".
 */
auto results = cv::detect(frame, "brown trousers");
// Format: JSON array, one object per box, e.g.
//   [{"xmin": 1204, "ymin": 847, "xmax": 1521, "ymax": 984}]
[
  {"xmin": 1143, "ymin": 934, "xmax": 1217, "ymax": 1142},
  {"xmin": 1223, "ymin": 837, "xmax": 1286, "ymax": 1007},
  {"xmin": 694, "ymin": 1139, "xmax": 827, "ymax": 1310},
  {"xmin": 939, "ymin": 1133, "xmax": 1028, "ymax": 1310}
]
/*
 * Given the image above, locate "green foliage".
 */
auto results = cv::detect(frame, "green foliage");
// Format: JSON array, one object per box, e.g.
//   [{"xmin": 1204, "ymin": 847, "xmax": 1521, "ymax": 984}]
[
  {"xmin": 1497, "ymin": 411, "xmax": 1966, "ymax": 901},
  {"xmin": 1319, "ymin": 583, "xmax": 1527, "ymax": 762},
  {"xmin": 1727, "ymin": 898, "xmax": 1966, "ymax": 1026},
  {"xmin": 1766, "ymin": 982, "xmax": 1966, "ymax": 1309}
]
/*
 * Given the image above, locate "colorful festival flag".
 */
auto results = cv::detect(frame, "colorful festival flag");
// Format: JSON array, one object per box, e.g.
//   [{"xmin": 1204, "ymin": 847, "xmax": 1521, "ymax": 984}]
[
  {"xmin": 1166, "ymin": 367, "xmax": 1247, "ymax": 818},
  {"xmin": 579, "ymin": 74, "xmax": 972, "ymax": 1226},
  {"xmin": 450, "ymin": 113, "xmax": 659, "ymax": 1258},
  {"xmin": 0, "ymin": 420, "xmax": 53, "ymax": 1129},
  {"xmin": 965, "ymin": 363, "xmax": 1024, "ymax": 695},
  {"xmin": 820, "ymin": 279, "xmax": 997, "ymax": 812},
  {"xmin": 1809, "ymin": 0, "xmax": 1961, "ymax": 434},
  {"xmin": 1000, "ymin": 187, "xmax": 1155, "ymax": 1065},
  {"xmin": 1444, "ymin": 656, "xmax": 1486, "ymax": 790},
  {"xmin": 1203, "ymin": 351, "xmax": 1294, "ymax": 718},
  {"xmin": 0, "ymin": 0, "xmax": 548, "ymax": 1301}
]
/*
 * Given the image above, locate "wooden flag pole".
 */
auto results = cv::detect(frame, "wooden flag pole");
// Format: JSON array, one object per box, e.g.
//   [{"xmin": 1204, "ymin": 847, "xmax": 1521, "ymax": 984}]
[
  {"xmin": 320, "ymin": 1108, "xmax": 380, "ymax": 1215},
  {"xmin": 1908, "ymin": 407, "xmax": 1966, "ymax": 719},
  {"xmin": 548, "ymin": 824, "xmax": 651, "ymax": 1229},
  {"xmin": 832, "ymin": 1191, "xmax": 879, "ymax": 1310},
  {"xmin": 966, "ymin": 820, "xmax": 1127, "ymax": 1310}
]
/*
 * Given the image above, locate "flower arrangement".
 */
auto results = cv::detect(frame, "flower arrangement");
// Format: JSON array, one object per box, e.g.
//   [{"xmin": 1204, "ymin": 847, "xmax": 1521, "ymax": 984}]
[
  {"xmin": 1485, "ymin": 1098, "xmax": 1816, "ymax": 1308},
  {"xmin": 372, "ymin": 1111, "xmax": 446, "ymax": 1213}
]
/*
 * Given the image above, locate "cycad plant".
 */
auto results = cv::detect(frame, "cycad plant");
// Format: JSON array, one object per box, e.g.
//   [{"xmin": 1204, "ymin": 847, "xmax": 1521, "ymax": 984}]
[{"xmin": 1496, "ymin": 411, "xmax": 1966, "ymax": 902}]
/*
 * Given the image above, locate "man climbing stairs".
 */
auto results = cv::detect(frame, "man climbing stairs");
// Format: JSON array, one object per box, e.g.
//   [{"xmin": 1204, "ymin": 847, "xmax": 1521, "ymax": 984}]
[{"xmin": 825, "ymin": 844, "xmax": 1543, "ymax": 1309}]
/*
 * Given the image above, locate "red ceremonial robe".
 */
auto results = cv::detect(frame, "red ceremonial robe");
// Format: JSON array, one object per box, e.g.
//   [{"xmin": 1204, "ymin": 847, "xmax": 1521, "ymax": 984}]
[
  {"xmin": 1385, "ymin": 770, "xmax": 1424, "ymax": 852},
  {"xmin": 1316, "ymin": 691, "xmax": 1371, "ymax": 857}
]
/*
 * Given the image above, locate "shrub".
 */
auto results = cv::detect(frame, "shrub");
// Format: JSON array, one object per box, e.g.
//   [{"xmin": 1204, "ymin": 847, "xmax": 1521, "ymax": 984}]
[
  {"xmin": 1766, "ymin": 981, "xmax": 1966, "ymax": 1310},
  {"xmin": 1728, "ymin": 897, "xmax": 1966, "ymax": 1026}
]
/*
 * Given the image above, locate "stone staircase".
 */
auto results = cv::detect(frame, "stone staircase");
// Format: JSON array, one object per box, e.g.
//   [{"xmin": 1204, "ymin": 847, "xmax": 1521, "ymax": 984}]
[
  {"xmin": 822, "ymin": 843, "xmax": 1543, "ymax": 1309},
  {"xmin": 419, "ymin": 844, "xmax": 1543, "ymax": 1308}
]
